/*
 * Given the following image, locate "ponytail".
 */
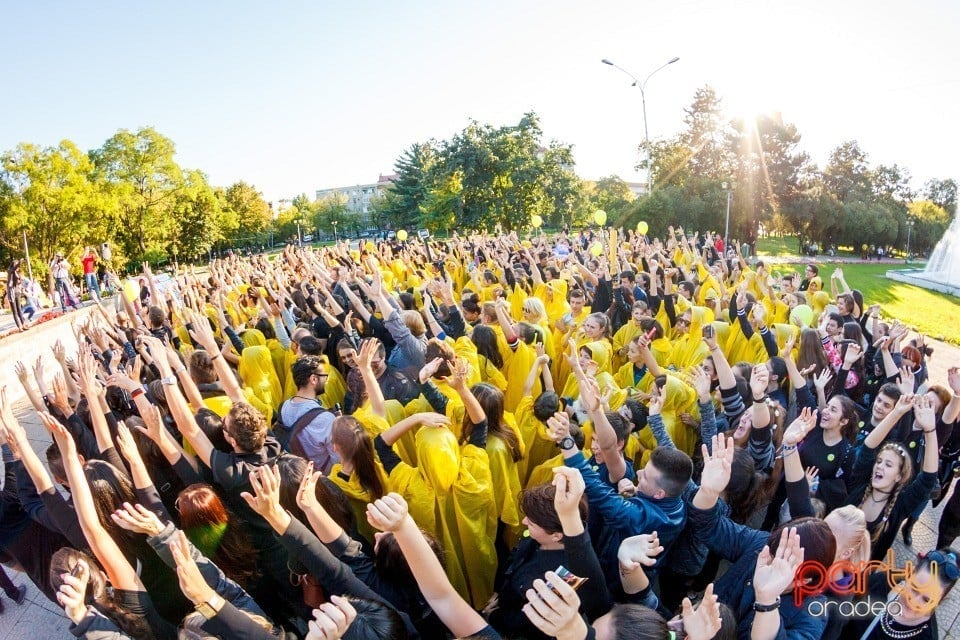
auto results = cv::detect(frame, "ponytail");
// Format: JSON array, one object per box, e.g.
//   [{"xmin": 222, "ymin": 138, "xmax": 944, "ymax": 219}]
[{"xmin": 332, "ymin": 417, "xmax": 385, "ymax": 500}]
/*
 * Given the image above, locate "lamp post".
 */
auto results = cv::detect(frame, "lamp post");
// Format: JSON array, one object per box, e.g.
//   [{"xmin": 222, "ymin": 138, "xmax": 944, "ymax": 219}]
[
  {"xmin": 332, "ymin": 220, "xmax": 339, "ymax": 244},
  {"xmin": 722, "ymin": 181, "xmax": 732, "ymax": 252},
  {"xmin": 905, "ymin": 219, "xmax": 915, "ymax": 262},
  {"xmin": 601, "ymin": 56, "xmax": 680, "ymax": 194}
]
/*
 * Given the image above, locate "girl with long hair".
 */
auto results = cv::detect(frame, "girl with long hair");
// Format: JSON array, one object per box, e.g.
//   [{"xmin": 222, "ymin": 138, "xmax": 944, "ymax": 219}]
[
  {"xmin": 470, "ymin": 324, "xmax": 507, "ymax": 392},
  {"xmin": 329, "ymin": 415, "xmax": 389, "ymax": 543},
  {"xmin": 176, "ymin": 484, "xmax": 261, "ymax": 591}
]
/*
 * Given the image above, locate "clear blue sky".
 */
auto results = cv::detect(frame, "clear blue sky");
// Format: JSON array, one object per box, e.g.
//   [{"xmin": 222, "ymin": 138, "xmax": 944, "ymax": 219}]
[{"xmin": 3, "ymin": 0, "xmax": 957, "ymax": 202}]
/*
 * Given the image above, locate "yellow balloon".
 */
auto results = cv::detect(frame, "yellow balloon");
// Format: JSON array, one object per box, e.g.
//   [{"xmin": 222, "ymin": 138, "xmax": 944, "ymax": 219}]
[
  {"xmin": 531, "ymin": 214, "xmax": 543, "ymax": 228},
  {"xmin": 637, "ymin": 220, "xmax": 649, "ymax": 235},
  {"xmin": 593, "ymin": 210, "xmax": 607, "ymax": 226},
  {"xmin": 589, "ymin": 241, "xmax": 604, "ymax": 257},
  {"xmin": 396, "ymin": 230, "xmax": 408, "ymax": 241}
]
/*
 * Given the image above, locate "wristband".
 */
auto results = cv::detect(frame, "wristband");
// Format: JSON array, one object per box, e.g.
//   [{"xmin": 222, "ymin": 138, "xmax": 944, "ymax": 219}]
[
  {"xmin": 753, "ymin": 394, "xmax": 769, "ymax": 403},
  {"xmin": 209, "ymin": 352, "xmax": 222, "ymax": 361},
  {"xmin": 753, "ymin": 597, "xmax": 780, "ymax": 612},
  {"xmin": 175, "ymin": 366, "xmax": 187, "ymax": 375},
  {"xmin": 160, "ymin": 375, "xmax": 177, "ymax": 386},
  {"xmin": 131, "ymin": 388, "xmax": 145, "ymax": 400}
]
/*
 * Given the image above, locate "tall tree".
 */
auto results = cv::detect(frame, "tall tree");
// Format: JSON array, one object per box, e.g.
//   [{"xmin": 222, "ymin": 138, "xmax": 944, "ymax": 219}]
[
  {"xmin": 223, "ymin": 181, "xmax": 271, "ymax": 243},
  {"xmin": 923, "ymin": 178, "xmax": 957, "ymax": 216},
  {"xmin": 171, "ymin": 170, "xmax": 223, "ymax": 263},
  {"xmin": 91, "ymin": 127, "xmax": 184, "ymax": 261},
  {"xmin": 680, "ymin": 86, "xmax": 731, "ymax": 181},
  {"xmin": 380, "ymin": 143, "xmax": 437, "ymax": 231},
  {"xmin": 0, "ymin": 140, "xmax": 115, "ymax": 275},
  {"xmin": 822, "ymin": 141, "xmax": 871, "ymax": 202}
]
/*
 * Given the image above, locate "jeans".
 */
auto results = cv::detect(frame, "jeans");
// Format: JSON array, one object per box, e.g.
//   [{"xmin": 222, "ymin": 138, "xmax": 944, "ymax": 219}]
[
  {"xmin": 84, "ymin": 273, "xmax": 101, "ymax": 299},
  {"xmin": 55, "ymin": 278, "xmax": 76, "ymax": 311}
]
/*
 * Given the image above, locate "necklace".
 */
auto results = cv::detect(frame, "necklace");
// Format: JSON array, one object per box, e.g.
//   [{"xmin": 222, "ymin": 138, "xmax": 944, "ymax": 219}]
[
  {"xmin": 880, "ymin": 611, "xmax": 927, "ymax": 639},
  {"xmin": 867, "ymin": 493, "xmax": 890, "ymax": 504},
  {"xmin": 293, "ymin": 394, "xmax": 318, "ymax": 402}
]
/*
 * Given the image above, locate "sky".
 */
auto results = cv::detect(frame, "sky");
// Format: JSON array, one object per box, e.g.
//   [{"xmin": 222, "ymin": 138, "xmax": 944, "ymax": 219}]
[{"xmin": 2, "ymin": 0, "xmax": 958, "ymax": 203}]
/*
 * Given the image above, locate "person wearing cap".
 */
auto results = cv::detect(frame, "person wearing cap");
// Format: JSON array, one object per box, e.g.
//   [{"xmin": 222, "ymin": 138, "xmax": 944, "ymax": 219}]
[{"xmin": 49, "ymin": 252, "xmax": 78, "ymax": 312}]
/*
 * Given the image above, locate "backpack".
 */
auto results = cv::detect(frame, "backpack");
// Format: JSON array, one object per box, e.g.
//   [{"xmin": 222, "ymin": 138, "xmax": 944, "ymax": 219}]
[{"xmin": 276, "ymin": 400, "xmax": 329, "ymax": 458}]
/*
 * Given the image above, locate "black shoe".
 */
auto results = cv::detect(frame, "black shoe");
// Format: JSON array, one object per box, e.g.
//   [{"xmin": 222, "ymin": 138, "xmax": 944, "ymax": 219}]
[{"xmin": 902, "ymin": 518, "xmax": 916, "ymax": 546}]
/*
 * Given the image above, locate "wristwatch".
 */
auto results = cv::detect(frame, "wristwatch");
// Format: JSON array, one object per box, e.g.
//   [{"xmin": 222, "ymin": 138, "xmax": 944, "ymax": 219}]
[
  {"xmin": 753, "ymin": 597, "xmax": 780, "ymax": 613},
  {"xmin": 559, "ymin": 436, "xmax": 576, "ymax": 451},
  {"xmin": 195, "ymin": 594, "xmax": 224, "ymax": 619},
  {"xmin": 160, "ymin": 375, "xmax": 177, "ymax": 386}
]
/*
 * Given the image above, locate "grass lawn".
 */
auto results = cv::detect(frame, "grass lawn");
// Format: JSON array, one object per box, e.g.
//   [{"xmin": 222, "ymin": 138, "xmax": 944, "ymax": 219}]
[{"xmin": 769, "ymin": 261, "xmax": 960, "ymax": 345}]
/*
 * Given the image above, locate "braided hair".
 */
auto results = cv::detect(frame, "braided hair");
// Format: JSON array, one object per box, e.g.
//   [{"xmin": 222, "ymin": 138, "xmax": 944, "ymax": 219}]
[{"xmin": 863, "ymin": 441, "xmax": 914, "ymax": 544}]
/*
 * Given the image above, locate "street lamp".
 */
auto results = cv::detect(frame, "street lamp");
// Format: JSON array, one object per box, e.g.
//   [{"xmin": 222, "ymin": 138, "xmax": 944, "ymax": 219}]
[
  {"xmin": 332, "ymin": 220, "xmax": 339, "ymax": 244},
  {"xmin": 722, "ymin": 181, "xmax": 732, "ymax": 251},
  {"xmin": 602, "ymin": 56, "xmax": 680, "ymax": 194},
  {"xmin": 905, "ymin": 219, "xmax": 915, "ymax": 262}
]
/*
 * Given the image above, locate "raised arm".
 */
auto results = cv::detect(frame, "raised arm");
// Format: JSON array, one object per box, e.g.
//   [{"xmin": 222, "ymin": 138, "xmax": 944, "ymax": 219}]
[
  {"xmin": 367, "ymin": 493, "xmax": 489, "ymax": 638},
  {"xmin": 355, "ymin": 338, "xmax": 386, "ymax": 419},
  {"xmin": 863, "ymin": 394, "xmax": 914, "ymax": 450},
  {"xmin": 40, "ymin": 412, "xmax": 141, "ymax": 591},
  {"xmin": 187, "ymin": 310, "xmax": 245, "ymax": 403}
]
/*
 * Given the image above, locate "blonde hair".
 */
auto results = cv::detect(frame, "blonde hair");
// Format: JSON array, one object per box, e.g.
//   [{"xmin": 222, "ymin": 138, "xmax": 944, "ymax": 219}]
[
  {"xmin": 522, "ymin": 297, "xmax": 547, "ymax": 323},
  {"xmin": 401, "ymin": 309, "xmax": 426, "ymax": 337},
  {"xmin": 827, "ymin": 505, "xmax": 871, "ymax": 564}
]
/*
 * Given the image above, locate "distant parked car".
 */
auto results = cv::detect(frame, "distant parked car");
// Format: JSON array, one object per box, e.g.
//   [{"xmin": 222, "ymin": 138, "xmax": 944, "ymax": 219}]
[{"xmin": 303, "ymin": 234, "xmax": 314, "ymax": 242}]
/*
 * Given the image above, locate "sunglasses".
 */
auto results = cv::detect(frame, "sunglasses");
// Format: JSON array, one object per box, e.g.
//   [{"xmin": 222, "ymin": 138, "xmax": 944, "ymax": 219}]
[{"xmin": 926, "ymin": 550, "xmax": 960, "ymax": 581}]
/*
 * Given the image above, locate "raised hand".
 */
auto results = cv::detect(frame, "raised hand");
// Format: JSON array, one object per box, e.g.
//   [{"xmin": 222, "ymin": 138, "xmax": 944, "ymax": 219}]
[
  {"xmin": 546, "ymin": 412, "xmax": 571, "ymax": 443},
  {"xmin": 949, "ymin": 367, "xmax": 960, "ymax": 396},
  {"xmin": 552, "ymin": 467, "xmax": 585, "ymax": 517},
  {"xmin": 812, "ymin": 368, "xmax": 833, "ymax": 392},
  {"xmin": 699, "ymin": 434, "xmax": 734, "ymax": 496},
  {"xmin": 57, "ymin": 558, "xmax": 91, "ymax": 624},
  {"xmin": 752, "ymin": 527, "xmax": 804, "ymax": 605},
  {"xmin": 749, "ymin": 364, "xmax": 770, "ymax": 400},
  {"xmin": 842, "ymin": 343, "xmax": 863, "ymax": 367},
  {"xmin": 690, "ymin": 366, "xmax": 712, "ymax": 404},
  {"xmin": 366, "ymin": 493, "xmax": 410, "ymax": 533},
  {"xmin": 13, "ymin": 360, "xmax": 29, "ymax": 384},
  {"xmin": 418, "ymin": 357, "xmax": 444, "ymax": 384},
  {"xmin": 522, "ymin": 571, "xmax": 585, "ymax": 639},
  {"xmin": 618, "ymin": 532, "xmax": 664, "ymax": 571},
  {"xmin": 805, "ymin": 467, "xmax": 820, "ymax": 494},
  {"xmin": 416, "ymin": 412, "xmax": 451, "ymax": 429},
  {"xmin": 240, "ymin": 465, "xmax": 285, "ymax": 521},
  {"xmin": 782, "ymin": 407, "xmax": 818, "ymax": 446},
  {"xmin": 51, "ymin": 374, "xmax": 72, "ymax": 413},
  {"xmin": 913, "ymin": 394, "xmax": 937, "ymax": 432},
  {"xmin": 306, "ymin": 595, "xmax": 358, "ymax": 640},
  {"xmin": 296, "ymin": 462, "xmax": 323, "ymax": 512},
  {"xmin": 114, "ymin": 422, "xmax": 142, "ymax": 465},
  {"xmin": 898, "ymin": 366, "xmax": 915, "ymax": 396},
  {"xmin": 169, "ymin": 530, "xmax": 216, "ymax": 606},
  {"xmin": 110, "ymin": 502, "xmax": 164, "ymax": 537},
  {"xmin": 681, "ymin": 583, "xmax": 723, "ymax": 640},
  {"xmin": 356, "ymin": 338, "xmax": 379, "ymax": 372}
]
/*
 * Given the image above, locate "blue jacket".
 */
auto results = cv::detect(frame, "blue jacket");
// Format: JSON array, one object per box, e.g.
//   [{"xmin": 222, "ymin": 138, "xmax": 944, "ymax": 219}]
[
  {"xmin": 688, "ymin": 501, "xmax": 827, "ymax": 640},
  {"xmin": 565, "ymin": 451, "xmax": 685, "ymax": 590}
]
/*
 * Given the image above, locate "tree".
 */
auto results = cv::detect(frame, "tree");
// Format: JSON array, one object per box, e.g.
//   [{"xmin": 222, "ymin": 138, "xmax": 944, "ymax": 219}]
[
  {"xmin": 587, "ymin": 175, "xmax": 635, "ymax": 223},
  {"xmin": 908, "ymin": 200, "xmax": 952, "ymax": 255},
  {"xmin": 680, "ymin": 86, "xmax": 732, "ymax": 181},
  {"xmin": 0, "ymin": 140, "xmax": 115, "ymax": 276},
  {"xmin": 222, "ymin": 181, "xmax": 270, "ymax": 244},
  {"xmin": 169, "ymin": 170, "xmax": 224, "ymax": 263},
  {"xmin": 313, "ymin": 194, "xmax": 349, "ymax": 235},
  {"xmin": 91, "ymin": 127, "xmax": 184, "ymax": 262},
  {"xmin": 380, "ymin": 143, "xmax": 437, "ymax": 231},
  {"xmin": 822, "ymin": 141, "xmax": 871, "ymax": 203},
  {"xmin": 728, "ymin": 113, "xmax": 809, "ymax": 242},
  {"xmin": 923, "ymin": 178, "xmax": 957, "ymax": 216}
]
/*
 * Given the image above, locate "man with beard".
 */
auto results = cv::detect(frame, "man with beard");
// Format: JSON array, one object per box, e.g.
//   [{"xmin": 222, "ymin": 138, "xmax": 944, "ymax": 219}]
[{"xmin": 277, "ymin": 354, "xmax": 338, "ymax": 473}]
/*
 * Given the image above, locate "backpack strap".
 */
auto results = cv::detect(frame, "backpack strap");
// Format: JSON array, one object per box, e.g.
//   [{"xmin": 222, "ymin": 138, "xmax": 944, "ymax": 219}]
[{"xmin": 286, "ymin": 406, "xmax": 328, "ymax": 458}]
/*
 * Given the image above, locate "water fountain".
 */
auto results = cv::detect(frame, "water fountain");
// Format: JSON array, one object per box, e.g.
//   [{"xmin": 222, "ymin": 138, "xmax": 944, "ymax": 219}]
[{"xmin": 887, "ymin": 213, "xmax": 960, "ymax": 297}]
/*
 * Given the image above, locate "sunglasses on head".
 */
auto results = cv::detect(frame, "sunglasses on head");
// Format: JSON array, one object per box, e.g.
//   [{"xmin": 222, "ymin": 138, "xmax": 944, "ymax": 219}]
[{"xmin": 925, "ymin": 550, "xmax": 960, "ymax": 581}]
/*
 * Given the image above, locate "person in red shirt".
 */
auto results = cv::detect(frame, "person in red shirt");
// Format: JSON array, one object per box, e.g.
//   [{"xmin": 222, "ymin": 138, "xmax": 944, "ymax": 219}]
[{"xmin": 81, "ymin": 246, "xmax": 101, "ymax": 301}]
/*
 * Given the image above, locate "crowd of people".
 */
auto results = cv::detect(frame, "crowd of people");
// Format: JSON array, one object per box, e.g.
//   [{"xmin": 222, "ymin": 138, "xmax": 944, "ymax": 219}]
[{"xmin": 0, "ymin": 225, "xmax": 958, "ymax": 640}]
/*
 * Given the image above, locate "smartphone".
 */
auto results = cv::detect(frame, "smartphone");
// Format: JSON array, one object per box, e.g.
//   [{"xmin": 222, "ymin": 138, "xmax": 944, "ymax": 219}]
[
  {"xmin": 546, "ymin": 566, "xmax": 587, "ymax": 594},
  {"xmin": 644, "ymin": 326, "xmax": 658, "ymax": 341},
  {"xmin": 703, "ymin": 324, "xmax": 715, "ymax": 340}
]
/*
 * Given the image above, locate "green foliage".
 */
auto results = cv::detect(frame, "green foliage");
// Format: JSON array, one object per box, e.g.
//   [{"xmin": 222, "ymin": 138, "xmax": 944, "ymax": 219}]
[
  {"xmin": 222, "ymin": 181, "xmax": 270, "ymax": 243},
  {"xmin": 313, "ymin": 194, "xmax": 349, "ymax": 234},
  {"xmin": 0, "ymin": 140, "xmax": 116, "ymax": 276},
  {"xmin": 380, "ymin": 112, "xmax": 583, "ymax": 233},
  {"xmin": 91, "ymin": 127, "xmax": 184, "ymax": 262},
  {"xmin": 907, "ymin": 200, "xmax": 952, "ymax": 253}
]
